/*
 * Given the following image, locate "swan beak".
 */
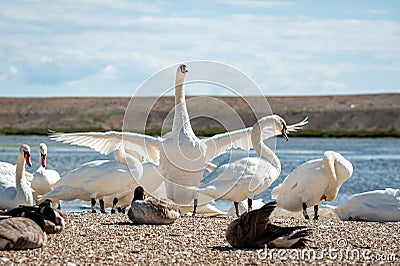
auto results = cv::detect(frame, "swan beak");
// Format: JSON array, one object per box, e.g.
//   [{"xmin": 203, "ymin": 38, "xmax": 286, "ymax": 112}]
[
  {"xmin": 180, "ymin": 64, "xmax": 188, "ymax": 73},
  {"xmin": 320, "ymin": 195, "xmax": 327, "ymax": 201},
  {"xmin": 24, "ymin": 152, "xmax": 32, "ymax": 167},
  {"xmin": 281, "ymin": 128, "xmax": 289, "ymax": 141},
  {"xmin": 41, "ymin": 154, "xmax": 46, "ymax": 168}
]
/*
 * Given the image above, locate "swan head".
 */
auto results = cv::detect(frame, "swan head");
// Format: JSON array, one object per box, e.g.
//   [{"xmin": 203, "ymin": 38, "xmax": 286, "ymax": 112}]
[
  {"xmin": 323, "ymin": 151, "xmax": 353, "ymax": 201},
  {"xmin": 20, "ymin": 144, "xmax": 32, "ymax": 167},
  {"xmin": 257, "ymin": 115, "xmax": 289, "ymax": 141},
  {"xmin": 39, "ymin": 143, "xmax": 47, "ymax": 167},
  {"xmin": 178, "ymin": 64, "xmax": 188, "ymax": 74},
  {"xmin": 133, "ymin": 186, "xmax": 145, "ymax": 201},
  {"xmin": 176, "ymin": 64, "xmax": 188, "ymax": 85},
  {"xmin": 333, "ymin": 152, "xmax": 353, "ymax": 186}
]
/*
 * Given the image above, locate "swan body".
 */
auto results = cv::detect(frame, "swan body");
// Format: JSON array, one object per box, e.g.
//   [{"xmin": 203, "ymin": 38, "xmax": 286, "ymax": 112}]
[
  {"xmin": 0, "ymin": 162, "xmax": 34, "ymax": 186},
  {"xmin": 50, "ymin": 64, "xmax": 308, "ymax": 210},
  {"xmin": 272, "ymin": 151, "xmax": 353, "ymax": 219},
  {"xmin": 31, "ymin": 143, "xmax": 61, "ymax": 205},
  {"xmin": 128, "ymin": 186, "xmax": 180, "ymax": 225},
  {"xmin": 43, "ymin": 149, "xmax": 143, "ymax": 213},
  {"xmin": 192, "ymin": 115, "xmax": 287, "ymax": 216},
  {"xmin": 334, "ymin": 188, "xmax": 400, "ymax": 222},
  {"xmin": 226, "ymin": 201, "xmax": 310, "ymax": 248},
  {"xmin": 0, "ymin": 145, "xmax": 34, "ymax": 210}
]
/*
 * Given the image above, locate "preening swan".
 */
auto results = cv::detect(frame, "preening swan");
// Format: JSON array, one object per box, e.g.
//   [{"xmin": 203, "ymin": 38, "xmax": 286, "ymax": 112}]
[
  {"xmin": 43, "ymin": 149, "xmax": 143, "ymax": 213},
  {"xmin": 334, "ymin": 188, "xmax": 400, "ymax": 222},
  {"xmin": 127, "ymin": 186, "xmax": 180, "ymax": 225},
  {"xmin": 50, "ymin": 63, "xmax": 308, "ymax": 210},
  {"xmin": 0, "ymin": 144, "xmax": 34, "ymax": 210},
  {"xmin": 272, "ymin": 151, "xmax": 353, "ymax": 220},
  {"xmin": 192, "ymin": 115, "xmax": 288, "ymax": 217},
  {"xmin": 31, "ymin": 143, "xmax": 61, "ymax": 206},
  {"xmin": 226, "ymin": 201, "xmax": 310, "ymax": 248}
]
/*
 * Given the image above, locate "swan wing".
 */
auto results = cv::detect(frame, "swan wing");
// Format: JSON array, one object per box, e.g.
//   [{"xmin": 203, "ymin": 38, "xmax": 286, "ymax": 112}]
[
  {"xmin": 271, "ymin": 158, "xmax": 322, "ymax": 200},
  {"xmin": 271, "ymin": 161, "xmax": 311, "ymax": 199},
  {"xmin": 0, "ymin": 162, "xmax": 17, "ymax": 186},
  {"xmin": 42, "ymin": 185, "xmax": 92, "ymax": 202},
  {"xmin": 50, "ymin": 131, "xmax": 162, "ymax": 164},
  {"xmin": 202, "ymin": 127, "xmax": 253, "ymax": 161}
]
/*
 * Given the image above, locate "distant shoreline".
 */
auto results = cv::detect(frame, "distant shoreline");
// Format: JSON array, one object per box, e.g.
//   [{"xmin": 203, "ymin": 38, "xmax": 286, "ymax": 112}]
[
  {"xmin": 1, "ymin": 93, "xmax": 399, "ymax": 137},
  {"xmin": 1, "ymin": 128, "xmax": 399, "ymax": 138}
]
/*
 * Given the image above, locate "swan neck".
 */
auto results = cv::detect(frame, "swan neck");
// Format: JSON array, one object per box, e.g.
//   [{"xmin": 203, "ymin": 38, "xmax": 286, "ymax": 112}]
[
  {"xmin": 251, "ymin": 121, "xmax": 281, "ymax": 172},
  {"xmin": 172, "ymin": 76, "xmax": 192, "ymax": 134},
  {"xmin": 114, "ymin": 149, "xmax": 126, "ymax": 164},
  {"xmin": 16, "ymin": 152, "xmax": 26, "ymax": 187}
]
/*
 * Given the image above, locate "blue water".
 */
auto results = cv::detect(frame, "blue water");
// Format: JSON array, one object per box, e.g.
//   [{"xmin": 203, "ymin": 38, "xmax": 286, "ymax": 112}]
[{"xmin": 1, "ymin": 136, "xmax": 399, "ymax": 211}]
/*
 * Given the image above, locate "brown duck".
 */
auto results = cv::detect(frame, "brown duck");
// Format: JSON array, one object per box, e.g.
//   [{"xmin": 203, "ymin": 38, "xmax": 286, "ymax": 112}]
[{"xmin": 226, "ymin": 201, "xmax": 310, "ymax": 248}]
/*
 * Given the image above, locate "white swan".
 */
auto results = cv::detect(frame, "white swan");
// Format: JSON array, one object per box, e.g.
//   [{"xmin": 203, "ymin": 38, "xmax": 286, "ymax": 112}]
[
  {"xmin": 272, "ymin": 151, "xmax": 353, "ymax": 220},
  {"xmin": 43, "ymin": 149, "xmax": 143, "ymax": 213},
  {"xmin": 49, "ymin": 64, "xmax": 308, "ymax": 210},
  {"xmin": 1, "ymin": 161, "xmax": 33, "ymax": 186},
  {"xmin": 0, "ymin": 144, "xmax": 34, "ymax": 210},
  {"xmin": 192, "ymin": 115, "xmax": 287, "ymax": 216},
  {"xmin": 127, "ymin": 186, "xmax": 180, "ymax": 225},
  {"xmin": 334, "ymin": 188, "xmax": 400, "ymax": 222},
  {"xmin": 31, "ymin": 143, "xmax": 61, "ymax": 206}
]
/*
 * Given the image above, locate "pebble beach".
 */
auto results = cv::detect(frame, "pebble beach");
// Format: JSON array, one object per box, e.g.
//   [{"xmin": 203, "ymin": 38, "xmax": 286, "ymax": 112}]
[{"xmin": 0, "ymin": 209, "xmax": 399, "ymax": 265}]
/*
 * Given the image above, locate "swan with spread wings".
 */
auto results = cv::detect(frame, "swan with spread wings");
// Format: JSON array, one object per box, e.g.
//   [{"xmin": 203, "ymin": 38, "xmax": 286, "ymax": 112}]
[{"xmin": 50, "ymin": 64, "xmax": 308, "ymax": 209}]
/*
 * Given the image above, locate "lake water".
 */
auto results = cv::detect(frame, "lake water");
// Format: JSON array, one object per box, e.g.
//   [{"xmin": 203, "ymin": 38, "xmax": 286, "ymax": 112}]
[{"xmin": 1, "ymin": 135, "xmax": 399, "ymax": 212}]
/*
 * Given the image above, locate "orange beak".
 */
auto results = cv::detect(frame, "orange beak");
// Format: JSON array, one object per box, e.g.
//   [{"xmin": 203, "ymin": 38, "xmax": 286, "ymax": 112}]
[
  {"xmin": 281, "ymin": 127, "xmax": 289, "ymax": 141},
  {"xmin": 24, "ymin": 152, "xmax": 32, "ymax": 167},
  {"xmin": 41, "ymin": 154, "xmax": 46, "ymax": 168}
]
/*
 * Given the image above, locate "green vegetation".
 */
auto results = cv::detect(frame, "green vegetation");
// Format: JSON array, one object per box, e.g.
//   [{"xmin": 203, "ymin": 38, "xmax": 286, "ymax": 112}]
[{"xmin": 0, "ymin": 128, "xmax": 106, "ymax": 136}]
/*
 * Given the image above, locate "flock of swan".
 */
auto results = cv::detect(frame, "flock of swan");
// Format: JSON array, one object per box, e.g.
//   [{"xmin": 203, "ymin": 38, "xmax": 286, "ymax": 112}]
[{"xmin": 0, "ymin": 64, "xmax": 399, "ymax": 249}]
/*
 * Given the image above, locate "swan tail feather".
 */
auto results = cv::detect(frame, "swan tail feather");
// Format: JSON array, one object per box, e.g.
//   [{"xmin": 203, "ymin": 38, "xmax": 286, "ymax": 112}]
[{"xmin": 286, "ymin": 117, "xmax": 308, "ymax": 133}]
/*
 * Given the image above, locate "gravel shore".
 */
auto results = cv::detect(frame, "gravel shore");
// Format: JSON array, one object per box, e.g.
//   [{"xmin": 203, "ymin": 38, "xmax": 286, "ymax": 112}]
[{"xmin": 0, "ymin": 209, "xmax": 399, "ymax": 265}]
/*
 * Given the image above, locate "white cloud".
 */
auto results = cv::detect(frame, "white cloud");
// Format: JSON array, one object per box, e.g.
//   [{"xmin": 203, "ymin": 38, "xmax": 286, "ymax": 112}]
[
  {"xmin": 8, "ymin": 66, "xmax": 18, "ymax": 75},
  {"xmin": 217, "ymin": 0, "xmax": 295, "ymax": 9},
  {"xmin": 102, "ymin": 64, "xmax": 117, "ymax": 76},
  {"xmin": 322, "ymin": 80, "xmax": 347, "ymax": 90},
  {"xmin": 367, "ymin": 9, "xmax": 392, "ymax": 15},
  {"xmin": 0, "ymin": 1, "xmax": 399, "ymax": 96}
]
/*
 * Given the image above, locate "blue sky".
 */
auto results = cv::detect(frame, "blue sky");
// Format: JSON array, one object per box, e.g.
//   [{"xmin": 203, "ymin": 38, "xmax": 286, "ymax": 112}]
[{"xmin": 0, "ymin": 0, "xmax": 399, "ymax": 97}]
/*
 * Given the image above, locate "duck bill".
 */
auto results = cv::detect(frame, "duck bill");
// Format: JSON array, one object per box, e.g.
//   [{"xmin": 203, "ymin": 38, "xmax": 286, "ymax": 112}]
[{"xmin": 281, "ymin": 128, "xmax": 289, "ymax": 141}]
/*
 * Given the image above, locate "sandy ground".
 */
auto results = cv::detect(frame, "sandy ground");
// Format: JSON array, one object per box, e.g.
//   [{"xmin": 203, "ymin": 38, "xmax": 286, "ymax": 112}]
[{"xmin": 0, "ymin": 209, "xmax": 399, "ymax": 265}]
